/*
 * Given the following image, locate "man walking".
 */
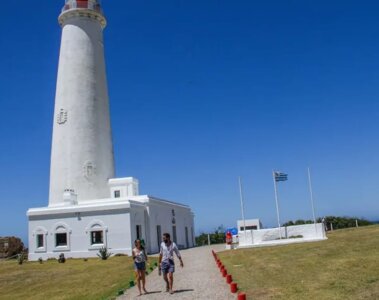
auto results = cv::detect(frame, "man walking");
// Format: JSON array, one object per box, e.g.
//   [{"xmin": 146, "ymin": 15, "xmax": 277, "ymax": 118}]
[{"xmin": 158, "ymin": 233, "xmax": 184, "ymax": 294}]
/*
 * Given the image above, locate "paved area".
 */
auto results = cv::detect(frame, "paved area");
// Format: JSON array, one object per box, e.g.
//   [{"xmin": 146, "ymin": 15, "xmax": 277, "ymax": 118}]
[{"xmin": 118, "ymin": 245, "xmax": 235, "ymax": 300}]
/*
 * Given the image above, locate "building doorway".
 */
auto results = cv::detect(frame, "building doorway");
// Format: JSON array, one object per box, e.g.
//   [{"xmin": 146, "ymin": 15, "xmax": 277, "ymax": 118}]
[
  {"xmin": 172, "ymin": 226, "xmax": 177, "ymax": 243},
  {"xmin": 191, "ymin": 227, "xmax": 194, "ymax": 246},
  {"xmin": 136, "ymin": 225, "xmax": 142, "ymax": 240},
  {"xmin": 156, "ymin": 225, "xmax": 162, "ymax": 250},
  {"xmin": 185, "ymin": 227, "xmax": 189, "ymax": 248}
]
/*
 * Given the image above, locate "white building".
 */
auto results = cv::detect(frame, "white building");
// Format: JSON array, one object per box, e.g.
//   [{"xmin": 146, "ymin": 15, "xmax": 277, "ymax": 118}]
[
  {"xmin": 237, "ymin": 219, "xmax": 262, "ymax": 231},
  {"xmin": 27, "ymin": 0, "xmax": 195, "ymax": 261}
]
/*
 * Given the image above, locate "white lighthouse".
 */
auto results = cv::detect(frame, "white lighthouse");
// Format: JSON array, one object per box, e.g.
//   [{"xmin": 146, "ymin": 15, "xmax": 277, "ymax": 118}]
[
  {"xmin": 49, "ymin": 0, "xmax": 114, "ymax": 206},
  {"xmin": 27, "ymin": 0, "xmax": 195, "ymax": 261}
]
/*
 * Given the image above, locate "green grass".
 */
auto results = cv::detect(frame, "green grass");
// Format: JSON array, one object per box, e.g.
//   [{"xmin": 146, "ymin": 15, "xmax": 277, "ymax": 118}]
[
  {"xmin": 219, "ymin": 225, "xmax": 379, "ymax": 300},
  {"xmin": 0, "ymin": 256, "xmax": 157, "ymax": 300}
]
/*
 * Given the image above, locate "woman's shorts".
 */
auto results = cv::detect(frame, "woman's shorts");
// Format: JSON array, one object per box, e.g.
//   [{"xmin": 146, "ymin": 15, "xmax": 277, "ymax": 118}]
[{"xmin": 134, "ymin": 261, "xmax": 146, "ymax": 271}]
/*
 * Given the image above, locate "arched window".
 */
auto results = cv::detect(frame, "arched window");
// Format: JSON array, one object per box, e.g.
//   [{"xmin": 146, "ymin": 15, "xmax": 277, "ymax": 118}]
[
  {"xmin": 85, "ymin": 220, "xmax": 108, "ymax": 249},
  {"xmin": 32, "ymin": 226, "xmax": 48, "ymax": 253},
  {"xmin": 51, "ymin": 222, "xmax": 71, "ymax": 251}
]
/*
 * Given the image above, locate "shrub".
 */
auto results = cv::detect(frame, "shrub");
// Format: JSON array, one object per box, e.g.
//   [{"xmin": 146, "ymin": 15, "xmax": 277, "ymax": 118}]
[
  {"xmin": 17, "ymin": 253, "xmax": 25, "ymax": 265},
  {"xmin": 97, "ymin": 247, "xmax": 112, "ymax": 260},
  {"xmin": 58, "ymin": 253, "xmax": 66, "ymax": 263}
]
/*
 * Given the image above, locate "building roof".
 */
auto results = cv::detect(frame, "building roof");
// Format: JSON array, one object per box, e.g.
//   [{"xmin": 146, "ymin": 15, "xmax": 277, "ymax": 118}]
[{"xmin": 27, "ymin": 195, "xmax": 193, "ymax": 217}]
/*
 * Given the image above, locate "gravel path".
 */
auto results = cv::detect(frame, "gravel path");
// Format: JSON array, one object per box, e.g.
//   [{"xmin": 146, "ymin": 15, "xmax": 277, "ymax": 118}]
[{"xmin": 118, "ymin": 245, "xmax": 235, "ymax": 300}]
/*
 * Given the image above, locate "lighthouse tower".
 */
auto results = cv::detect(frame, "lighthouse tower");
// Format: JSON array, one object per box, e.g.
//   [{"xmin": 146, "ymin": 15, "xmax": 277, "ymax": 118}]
[
  {"xmin": 27, "ymin": 0, "xmax": 195, "ymax": 261},
  {"xmin": 49, "ymin": 0, "xmax": 114, "ymax": 206}
]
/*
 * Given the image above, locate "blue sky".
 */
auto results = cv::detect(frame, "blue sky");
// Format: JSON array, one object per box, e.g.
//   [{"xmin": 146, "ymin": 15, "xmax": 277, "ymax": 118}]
[{"xmin": 1, "ymin": 1, "xmax": 379, "ymax": 244}]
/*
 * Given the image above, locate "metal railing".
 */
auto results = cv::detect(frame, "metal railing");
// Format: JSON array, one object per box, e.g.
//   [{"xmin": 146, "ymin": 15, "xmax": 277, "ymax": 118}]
[{"xmin": 62, "ymin": 0, "xmax": 102, "ymax": 14}]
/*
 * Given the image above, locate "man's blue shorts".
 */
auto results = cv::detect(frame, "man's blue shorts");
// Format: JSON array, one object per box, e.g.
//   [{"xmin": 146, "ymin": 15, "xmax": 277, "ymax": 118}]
[{"xmin": 161, "ymin": 259, "xmax": 175, "ymax": 274}]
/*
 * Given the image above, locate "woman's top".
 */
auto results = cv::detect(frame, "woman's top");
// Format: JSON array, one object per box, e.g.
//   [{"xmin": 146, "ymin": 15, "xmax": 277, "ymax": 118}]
[{"xmin": 133, "ymin": 248, "xmax": 146, "ymax": 263}]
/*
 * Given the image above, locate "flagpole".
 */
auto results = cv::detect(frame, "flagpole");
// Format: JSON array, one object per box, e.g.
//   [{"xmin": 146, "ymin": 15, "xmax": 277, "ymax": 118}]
[
  {"xmin": 238, "ymin": 177, "xmax": 247, "ymax": 240},
  {"xmin": 272, "ymin": 171, "xmax": 282, "ymax": 239},
  {"xmin": 307, "ymin": 167, "xmax": 317, "ymax": 234}
]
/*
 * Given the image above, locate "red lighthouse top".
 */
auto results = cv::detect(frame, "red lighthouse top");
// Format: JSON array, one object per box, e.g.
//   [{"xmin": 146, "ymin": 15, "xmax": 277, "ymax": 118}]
[{"xmin": 62, "ymin": 0, "xmax": 103, "ymax": 14}]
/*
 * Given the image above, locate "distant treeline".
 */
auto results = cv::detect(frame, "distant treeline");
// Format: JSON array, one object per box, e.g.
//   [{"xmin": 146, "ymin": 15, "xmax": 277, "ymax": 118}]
[
  {"xmin": 195, "ymin": 226, "xmax": 226, "ymax": 246},
  {"xmin": 283, "ymin": 216, "xmax": 373, "ymax": 230}
]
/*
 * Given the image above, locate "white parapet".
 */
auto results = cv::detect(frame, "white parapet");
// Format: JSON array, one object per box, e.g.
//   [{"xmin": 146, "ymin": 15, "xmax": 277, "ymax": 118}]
[
  {"xmin": 238, "ymin": 223, "xmax": 327, "ymax": 248},
  {"xmin": 108, "ymin": 177, "xmax": 139, "ymax": 198}
]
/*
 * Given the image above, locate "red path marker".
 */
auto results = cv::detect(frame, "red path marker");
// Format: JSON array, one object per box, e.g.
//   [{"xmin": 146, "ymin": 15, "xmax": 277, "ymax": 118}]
[
  {"xmin": 230, "ymin": 282, "xmax": 238, "ymax": 293},
  {"xmin": 226, "ymin": 274, "xmax": 232, "ymax": 284},
  {"xmin": 222, "ymin": 269, "xmax": 227, "ymax": 277},
  {"xmin": 237, "ymin": 292, "xmax": 247, "ymax": 300}
]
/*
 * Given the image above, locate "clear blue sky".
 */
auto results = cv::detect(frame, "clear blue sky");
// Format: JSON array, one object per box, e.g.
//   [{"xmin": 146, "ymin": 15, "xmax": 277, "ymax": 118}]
[{"xmin": 1, "ymin": 1, "xmax": 378, "ymax": 244}]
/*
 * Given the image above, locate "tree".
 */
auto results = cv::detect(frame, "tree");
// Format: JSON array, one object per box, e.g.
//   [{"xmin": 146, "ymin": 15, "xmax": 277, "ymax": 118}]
[
  {"xmin": 284, "ymin": 216, "xmax": 373, "ymax": 230},
  {"xmin": 195, "ymin": 225, "xmax": 226, "ymax": 246},
  {"xmin": 0, "ymin": 237, "xmax": 24, "ymax": 258}
]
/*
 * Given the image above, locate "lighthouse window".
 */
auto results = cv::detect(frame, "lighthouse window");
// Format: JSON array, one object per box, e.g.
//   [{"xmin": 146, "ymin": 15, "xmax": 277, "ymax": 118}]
[
  {"xmin": 36, "ymin": 234, "xmax": 44, "ymax": 248},
  {"xmin": 91, "ymin": 231, "xmax": 103, "ymax": 245},
  {"xmin": 114, "ymin": 190, "xmax": 121, "ymax": 198},
  {"xmin": 55, "ymin": 233, "xmax": 68, "ymax": 247}
]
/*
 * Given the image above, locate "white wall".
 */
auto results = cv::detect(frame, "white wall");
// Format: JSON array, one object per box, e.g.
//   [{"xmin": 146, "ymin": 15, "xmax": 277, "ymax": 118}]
[
  {"xmin": 28, "ymin": 208, "xmax": 131, "ymax": 261},
  {"xmin": 239, "ymin": 223, "xmax": 325, "ymax": 246},
  {"xmin": 129, "ymin": 203, "xmax": 146, "ymax": 248},
  {"xmin": 28, "ymin": 196, "xmax": 195, "ymax": 260},
  {"xmin": 145, "ymin": 199, "xmax": 195, "ymax": 254},
  {"xmin": 286, "ymin": 223, "xmax": 325, "ymax": 240}
]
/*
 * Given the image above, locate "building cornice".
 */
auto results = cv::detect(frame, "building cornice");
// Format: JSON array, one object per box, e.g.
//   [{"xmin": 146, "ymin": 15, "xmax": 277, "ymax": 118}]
[{"xmin": 27, "ymin": 201, "xmax": 130, "ymax": 217}]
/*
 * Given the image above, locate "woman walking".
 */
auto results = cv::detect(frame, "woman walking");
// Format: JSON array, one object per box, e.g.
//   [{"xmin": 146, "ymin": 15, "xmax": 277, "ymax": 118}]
[{"xmin": 132, "ymin": 239, "xmax": 148, "ymax": 296}]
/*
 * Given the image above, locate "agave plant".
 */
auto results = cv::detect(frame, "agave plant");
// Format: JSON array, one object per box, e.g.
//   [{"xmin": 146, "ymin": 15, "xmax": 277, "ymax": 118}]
[
  {"xmin": 58, "ymin": 253, "xmax": 66, "ymax": 263},
  {"xmin": 17, "ymin": 253, "xmax": 25, "ymax": 265},
  {"xmin": 97, "ymin": 247, "xmax": 112, "ymax": 260}
]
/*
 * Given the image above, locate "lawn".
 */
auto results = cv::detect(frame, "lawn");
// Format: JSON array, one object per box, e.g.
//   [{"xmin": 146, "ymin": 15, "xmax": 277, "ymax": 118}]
[
  {"xmin": 219, "ymin": 225, "xmax": 379, "ymax": 300},
  {"xmin": 0, "ymin": 255, "xmax": 158, "ymax": 300}
]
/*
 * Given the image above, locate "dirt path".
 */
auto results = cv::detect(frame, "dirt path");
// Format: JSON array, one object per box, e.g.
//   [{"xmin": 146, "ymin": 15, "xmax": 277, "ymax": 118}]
[{"xmin": 118, "ymin": 245, "xmax": 235, "ymax": 300}]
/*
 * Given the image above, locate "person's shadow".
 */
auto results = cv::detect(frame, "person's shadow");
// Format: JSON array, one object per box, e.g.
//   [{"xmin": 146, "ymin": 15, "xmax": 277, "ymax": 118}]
[
  {"xmin": 144, "ymin": 291, "xmax": 161, "ymax": 295},
  {"xmin": 172, "ymin": 289, "xmax": 194, "ymax": 294}
]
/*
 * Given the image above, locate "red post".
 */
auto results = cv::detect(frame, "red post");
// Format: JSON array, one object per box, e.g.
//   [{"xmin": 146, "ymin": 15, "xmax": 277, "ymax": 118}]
[
  {"xmin": 238, "ymin": 292, "xmax": 247, "ymax": 300},
  {"xmin": 230, "ymin": 282, "xmax": 238, "ymax": 293},
  {"xmin": 222, "ymin": 269, "xmax": 227, "ymax": 277},
  {"xmin": 226, "ymin": 274, "xmax": 232, "ymax": 284}
]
